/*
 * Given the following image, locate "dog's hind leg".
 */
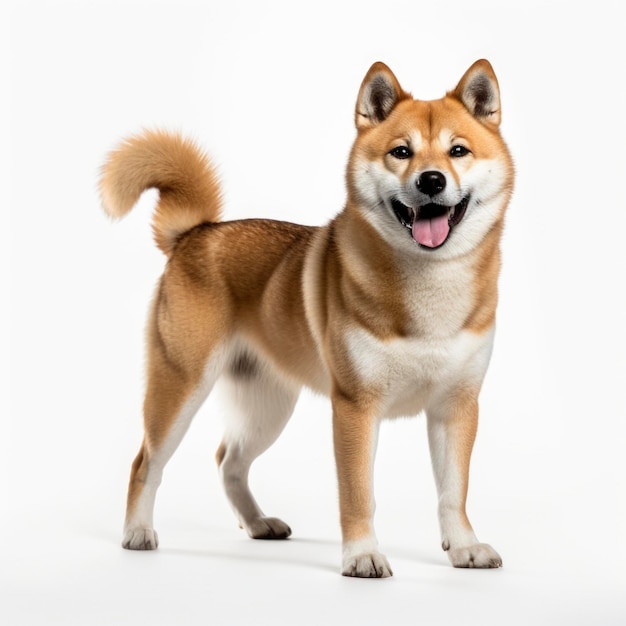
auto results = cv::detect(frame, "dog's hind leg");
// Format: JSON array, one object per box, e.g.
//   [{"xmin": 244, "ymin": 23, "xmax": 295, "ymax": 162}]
[
  {"xmin": 216, "ymin": 355, "xmax": 300, "ymax": 539},
  {"xmin": 122, "ymin": 335, "xmax": 225, "ymax": 550}
]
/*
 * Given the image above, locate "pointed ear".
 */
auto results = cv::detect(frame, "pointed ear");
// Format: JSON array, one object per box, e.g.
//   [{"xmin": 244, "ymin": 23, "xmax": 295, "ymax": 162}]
[
  {"xmin": 355, "ymin": 62, "xmax": 409, "ymax": 129},
  {"xmin": 452, "ymin": 59, "xmax": 502, "ymax": 127}
]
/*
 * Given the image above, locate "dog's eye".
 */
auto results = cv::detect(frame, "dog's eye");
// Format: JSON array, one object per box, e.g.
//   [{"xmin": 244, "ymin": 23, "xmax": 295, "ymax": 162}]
[
  {"xmin": 450, "ymin": 145, "xmax": 470, "ymax": 158},
  {"xmin": 389, "ymin": 146, "xmax": 412, "ymax": 159}
]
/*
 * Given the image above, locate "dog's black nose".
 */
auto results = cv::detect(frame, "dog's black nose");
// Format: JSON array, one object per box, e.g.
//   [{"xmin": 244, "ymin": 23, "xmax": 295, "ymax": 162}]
[{"xmin": 417, "ymin": 171, "xmax": 446, "ymax": 196}]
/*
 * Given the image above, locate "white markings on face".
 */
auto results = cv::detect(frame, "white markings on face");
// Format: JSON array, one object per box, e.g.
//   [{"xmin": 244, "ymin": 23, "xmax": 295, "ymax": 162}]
[
  {"xmin": 408, "ymin": 129, "xmax": 423, "ymax": 154},
  {"xmin": 444, "ymin": 157, "xmax": 509, "ymax": 256},
  {"xmin": 351, "ymin": 120, "xmax": 511, "ymax": 259}
]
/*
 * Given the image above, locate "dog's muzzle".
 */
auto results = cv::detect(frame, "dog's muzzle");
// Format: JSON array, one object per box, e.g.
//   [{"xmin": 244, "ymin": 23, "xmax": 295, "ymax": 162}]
[{"xmin": 391, "ymin": 196, "xmax": 469, "ymax": 249}]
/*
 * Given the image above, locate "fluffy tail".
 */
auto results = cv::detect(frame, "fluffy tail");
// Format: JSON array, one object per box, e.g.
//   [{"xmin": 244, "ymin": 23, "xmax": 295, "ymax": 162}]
[{"xmin": 99, "ymin": 130, "xmax": 222, "ymax": 256}]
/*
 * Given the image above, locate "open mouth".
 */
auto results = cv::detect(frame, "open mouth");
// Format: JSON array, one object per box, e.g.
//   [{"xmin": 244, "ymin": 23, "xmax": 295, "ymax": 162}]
[{"xmin": 391, "ymin": 196, "xmax": 469, "ymax": 249}]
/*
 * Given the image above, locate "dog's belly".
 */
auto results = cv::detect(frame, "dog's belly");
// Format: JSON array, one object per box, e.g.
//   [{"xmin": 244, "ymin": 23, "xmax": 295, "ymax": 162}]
[{"xmin": 345, "ymin": 326, "xmax": 494, "ymax": 418}]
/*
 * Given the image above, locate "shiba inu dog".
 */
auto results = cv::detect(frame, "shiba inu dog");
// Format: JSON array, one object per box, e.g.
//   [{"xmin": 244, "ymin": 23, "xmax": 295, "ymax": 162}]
[{"xmin": 100, "ymin": 59, "xmax": 514, "ymax": 577}]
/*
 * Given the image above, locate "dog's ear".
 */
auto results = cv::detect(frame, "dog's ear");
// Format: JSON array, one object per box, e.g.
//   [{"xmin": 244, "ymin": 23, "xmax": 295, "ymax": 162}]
[
  {"xmin": 452, "ymin": 59, "xmax": 501, "ymax": 127},
  {"xmin": 355, "ymin": 62, "xmax": 409, "ymax": 129}
]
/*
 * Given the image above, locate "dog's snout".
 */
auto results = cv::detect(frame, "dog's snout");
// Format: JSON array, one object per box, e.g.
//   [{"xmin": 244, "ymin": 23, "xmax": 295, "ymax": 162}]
[{"xmin": 417, "ymin": 171, "xmax": 446, "ymax": 196}]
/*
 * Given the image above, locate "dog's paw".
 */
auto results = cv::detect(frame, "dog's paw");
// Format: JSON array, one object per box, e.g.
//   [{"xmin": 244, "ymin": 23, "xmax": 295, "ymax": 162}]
[
  {"xmin": 342, "ymin": 551, "xmax": 393, "ymax": 578},
  {"xmin": 446, "ymin": 542, "xmax": 502, "ymax": 568},
  {"xmin": 246, "ymin": 516, "xmax": 292, "ymax": 540},
  {"xmin": 122, "ymin": 528, "xmax": 159, "ymax": 550}
]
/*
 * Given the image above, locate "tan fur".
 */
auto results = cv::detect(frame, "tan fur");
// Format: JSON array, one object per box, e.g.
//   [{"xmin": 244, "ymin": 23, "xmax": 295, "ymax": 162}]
[
  {"xmin": 101, "ymin": 60, "xmax": 513, "ymax": 575},
  {"xmin": 100, "ymin": 131, "xmax": 223, "ymax": 255}
]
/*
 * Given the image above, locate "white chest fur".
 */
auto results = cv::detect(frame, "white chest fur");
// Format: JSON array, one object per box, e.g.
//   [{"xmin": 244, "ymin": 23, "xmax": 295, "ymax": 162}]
[
  {"xmin": 346, "ymin": 325, "xmax": 494, "ymax": 418},
  {"xmin": 346, "ymin": 257, "xmax": 495, "ymax": 418}
]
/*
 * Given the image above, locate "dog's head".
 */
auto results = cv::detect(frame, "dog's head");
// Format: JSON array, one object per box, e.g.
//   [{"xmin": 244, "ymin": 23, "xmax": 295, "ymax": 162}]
[{"xmin": 347, "ymin": 60, "xmax": 514, "ymax": 259}]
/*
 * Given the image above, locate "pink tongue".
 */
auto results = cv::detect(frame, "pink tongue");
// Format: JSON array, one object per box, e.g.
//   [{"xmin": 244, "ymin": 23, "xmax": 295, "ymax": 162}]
[{"xmin": 412, "ymin": 214, "xmax": 450, "ymax": 248}]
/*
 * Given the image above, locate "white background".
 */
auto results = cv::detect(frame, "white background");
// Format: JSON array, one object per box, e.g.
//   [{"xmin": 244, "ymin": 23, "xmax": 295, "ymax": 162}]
[{"xmin": 4, "ymin": 1, "xmax": 626, "ymax": 624}]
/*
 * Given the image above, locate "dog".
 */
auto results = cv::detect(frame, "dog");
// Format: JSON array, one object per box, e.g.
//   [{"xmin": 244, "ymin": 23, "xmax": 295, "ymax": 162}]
[{"xmin": 100, "ymin": 59, "xmax": 514, "ymax": 577}]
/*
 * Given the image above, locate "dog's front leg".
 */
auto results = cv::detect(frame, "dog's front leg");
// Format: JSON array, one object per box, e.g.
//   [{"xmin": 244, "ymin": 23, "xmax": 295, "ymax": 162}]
[
  {"xmin": 332, "ymin": 393, "xmax": 392, "ymax": 578},
  {"xmin": 427, "ymin": 390, "xmax": 502, "ymax": 568}
]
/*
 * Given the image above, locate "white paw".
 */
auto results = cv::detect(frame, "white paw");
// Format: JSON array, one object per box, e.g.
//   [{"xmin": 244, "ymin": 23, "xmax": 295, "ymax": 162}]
[
  {"xmin": 246, "ymin": 516, "xmax": 292, "ymax": 540},
  {"xmin": 447, "ymin": 542, "xmax": 502, "ymax": 568},
  {"xmin": 122, "ymin": 528, "xmax": 159, "ymax": 550},
  {"xmin": 342, "ymin": 551, "xmax": 393, "ymax": 578}
]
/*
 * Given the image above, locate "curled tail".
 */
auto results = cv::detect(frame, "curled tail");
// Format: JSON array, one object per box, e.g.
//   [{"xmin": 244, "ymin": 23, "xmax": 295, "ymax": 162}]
[{"xmin": 99, "ymin": 130, "xmax": 222, "ymax": 256}]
